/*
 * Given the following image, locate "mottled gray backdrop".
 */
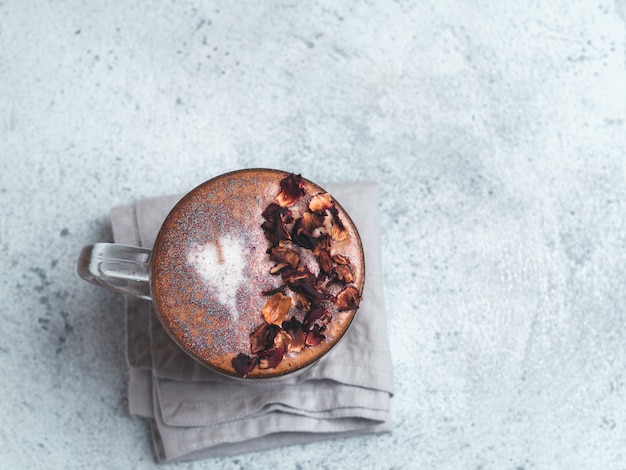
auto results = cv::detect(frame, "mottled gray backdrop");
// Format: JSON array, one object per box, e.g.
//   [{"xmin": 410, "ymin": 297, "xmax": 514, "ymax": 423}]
[{"xmin": 1, "ymin": 1, "xmax": 626, "ymax": 468}]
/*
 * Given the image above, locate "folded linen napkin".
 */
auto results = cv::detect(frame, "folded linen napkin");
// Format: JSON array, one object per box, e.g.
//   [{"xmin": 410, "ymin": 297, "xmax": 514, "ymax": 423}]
[{"xmin": 110, "ymin": 181, "xmax": 394, "ymax": 462}]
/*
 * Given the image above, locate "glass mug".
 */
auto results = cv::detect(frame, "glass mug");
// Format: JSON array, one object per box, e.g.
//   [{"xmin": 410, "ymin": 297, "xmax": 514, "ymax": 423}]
[{"xmin": 77, "ymin": 168, "xmax": 365, "ymax": 379}]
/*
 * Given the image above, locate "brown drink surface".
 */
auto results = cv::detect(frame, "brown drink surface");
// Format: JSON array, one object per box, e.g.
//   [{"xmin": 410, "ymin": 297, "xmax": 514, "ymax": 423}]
[{"xmin": 151, "ymin": 169, "xmax": 364, "ymax": 378}]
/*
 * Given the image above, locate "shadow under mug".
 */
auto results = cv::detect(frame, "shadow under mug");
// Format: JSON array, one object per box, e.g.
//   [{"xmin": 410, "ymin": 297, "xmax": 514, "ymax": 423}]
[{"xmin": 77, "ymin": 168, "xmax": 365, "ymax": 380}]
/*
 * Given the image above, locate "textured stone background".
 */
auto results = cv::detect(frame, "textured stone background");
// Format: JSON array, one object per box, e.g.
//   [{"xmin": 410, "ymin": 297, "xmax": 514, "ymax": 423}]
[{"xmin": 2, "ymin": 1, "xmax": 626, "ymax": 468}]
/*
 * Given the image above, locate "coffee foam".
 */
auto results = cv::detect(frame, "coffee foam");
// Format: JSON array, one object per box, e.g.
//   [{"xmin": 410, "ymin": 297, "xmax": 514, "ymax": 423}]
[
  {"xmin": 150, "ymin": 169, "xmax": 365, "ymax": 378},
  {"xmin": 187, "ymin": 236, "xmax": 246, "ymax": 321}
]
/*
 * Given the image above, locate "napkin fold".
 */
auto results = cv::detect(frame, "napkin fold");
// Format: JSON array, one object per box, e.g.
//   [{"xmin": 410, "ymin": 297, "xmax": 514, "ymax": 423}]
[{"xmin": 110, "ymin": 182, "xmax": 394, "ymax": 462}]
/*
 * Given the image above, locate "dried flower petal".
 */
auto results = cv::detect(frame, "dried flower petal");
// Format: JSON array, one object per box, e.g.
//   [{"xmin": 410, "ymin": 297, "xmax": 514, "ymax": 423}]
[
  {"xmin": 283, "ymin": 317, "xmax": 306, "ymax": 352},
  {"xmin": 261, "ymin": 203, "xmax": 293, "ymax": 246},
  {"xmin": 232, "ymin": 353, "xmax": 257, "ymax": 377},
  {"xmin": 332, "ymin": 254, "xmax": 350, "ymax": 265},
  {"xmin": 301, "ymin": 210, "xmax": 326, "ymax": 234},
  {"xmin": 250, "ymin": 323, "xmax": 280, "ymax": 354},
  {"xmin": 328, "ymin": 205, "xmax": 349, "ymax": 241},
  {"xmin": 281, "ymin": 265, "xmax": 316, "ymax": 284},
  {"xmin": 334, "ymin": 264, "xmax": 354, "ymax": 283},
  {"xmin": 305, "ymin": 324, "xmax": 325, "ymax": 346},
  {"xmin": 289, "ymin": 280, "xmax": 328, "ymax": 303},
  {"xmin": 304, "ymin": 304, "xmax": 331, "ymax": 328},
  {"xmin": 313, "ymin": 234, "xmax": 332, "ymax": 274},
  {"xmin": 262, "ymin": 286, "xmax": 286, "ymax": 296},
  {"xmin": 258, "ymin": 347, "xmax": 285, "ymax": 369},
  {"xmin": 262, "ymin": 292, "xmax": 292, "ymax": 325},
  {"xmin": 291, "ymin": 218, "xmax": 318, "ymax": 250},
  {"xmin": 294, "ymin": 291, "xmax": 311, "ymax": 310},
  {"xmin": 276, "ymin": 174, "xmax": 305, "ymax": 207},
  {"xmin": 309, "ymin": 192, "xmax": 333, "ymax": 213},
  {"xmin": 269, "ymin": 245, "xmax": 300, "ymax": 269},
  {"xmin": 273, "ymin": 330, "xmax": 292, "ymax": 351},
  {"xmin": 334, "ymin": 285, "xmax": 361, "ymax": 311},
  {"xmin": 269, "ymin": 263, "xmax": 290, "ymax": 275},
  {"xmin": 240, "ymin": 175, "xmax": 361, "ymax": 377}
]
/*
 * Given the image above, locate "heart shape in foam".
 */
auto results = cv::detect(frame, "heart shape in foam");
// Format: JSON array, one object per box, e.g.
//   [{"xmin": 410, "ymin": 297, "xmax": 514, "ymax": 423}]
[{"xmin": 186, "ymin": 236, "xmax": 246, "ymax": 320}]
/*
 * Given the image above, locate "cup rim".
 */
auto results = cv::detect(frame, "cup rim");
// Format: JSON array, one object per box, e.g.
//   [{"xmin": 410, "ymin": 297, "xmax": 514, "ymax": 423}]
[{"xmin": 149, "ymin": 168, "xmax": 366, "ymax": 380}]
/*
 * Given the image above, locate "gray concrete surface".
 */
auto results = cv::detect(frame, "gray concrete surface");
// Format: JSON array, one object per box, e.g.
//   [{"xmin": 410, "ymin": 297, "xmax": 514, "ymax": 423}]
[{"xmin": 2, "ymin": 1, "xmax": 626, "ymax": 468}]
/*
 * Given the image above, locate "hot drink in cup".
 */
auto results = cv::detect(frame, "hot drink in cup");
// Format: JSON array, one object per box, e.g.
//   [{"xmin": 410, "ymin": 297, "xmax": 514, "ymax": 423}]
[{"xmin": 78, "ymin": 169, "xmax": 365, "ymax": 379}]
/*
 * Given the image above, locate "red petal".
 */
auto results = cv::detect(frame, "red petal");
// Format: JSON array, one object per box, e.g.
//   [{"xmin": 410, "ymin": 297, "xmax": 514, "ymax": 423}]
[
  {"xmin": 276, "ymin": 174, "xmax": 305, "ymax": 207},
  {"xmin": 305, "ymin": 324, "xmax": 325, "ymax": 346},
  {"xmin": 313, "ymin": 234, "xmax": 332, "ymax": 274},
  {"xmin": 334, "ymin": 285, "xmax": 361, "ymax": 311},
  {"xmin": 288, "ymin": 280, "xmax": 328, "ymax": 303},
  {"xmin": 269, "ymin": 245, "xmax": 300, "ymax": 269},
  {"xmin": 258, "ymin": 347, "xmax": 285, "ymax": 369},
  {"xmin": 250, "ymin": 323, "xmax": 280, "ymax": 354},
  {"xmin": 281, "ymin": 265, "xmax": 316, "ymax": 284},
  {"xmin": 291, "ymin": 218, "xmax": 318, "ymax": 250},
  {"xmin": 232, "ymin": 353, "xmax": 257, "ymax": 377},
  {"xmin": 283, "ymin": 317, "xmax": 306, "ymax": 352},
  {"xmin": 304, "ymin": 305, "xmax": 331, "ymax": 329},
  {"xmin": 261, "ymin": 203, "xmax": 293, "ymax": 246}
]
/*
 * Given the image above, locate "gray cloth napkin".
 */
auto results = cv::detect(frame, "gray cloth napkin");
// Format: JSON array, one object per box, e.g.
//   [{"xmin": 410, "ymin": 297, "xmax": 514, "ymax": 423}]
[{"xmin": 110, "ymin": 182, "xmax": 394, "ymax": 462}]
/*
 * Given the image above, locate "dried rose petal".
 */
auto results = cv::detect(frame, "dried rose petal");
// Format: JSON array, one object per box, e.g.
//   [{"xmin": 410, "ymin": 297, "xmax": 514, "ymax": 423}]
[
  {"xmin": 328, "ymin": 205, "xmax": 349, "ymax": 241},
  {"xmin": 289, "ymin": 280, "xmax": 328, "ymax": 303},
  {"xmin": 250, "ymin": 323, "xmax": 280, "ymax": 354},
  {"xmin": 334, "ymin": 264, "xmax": 354, "ymax": 283},
  {"xmin": 281, "ymin": 265, "xmax": 316, "ymax": 284},
  {"xmin": 276, "ymin": 174, "xmax": 305, "ymax": 207},
  {"xmin": 262, "ymin": 292, "xmax": 292, "ymax": 326},
  {"xmin": 244, "ymin": 176, "xmax": 360, "ymax": 374},
  {"xmin": 332, "ymin": 254, "xmax": 350, "ymax": 265},
  {"xmin": 304, "ymin": 304, "xmax": 331, "ymax": 328},
  {"xmin": 294, "ymin": 291, "xmax": 311, "ymax": 310},
  {"xmin": 232, "ymin": 353, "xmax": 257, "ymax": 377},
  {"xmin": 273, "ymin": 330, "xmax": 292, "ymax": 351},
  {"xmin": 283, "ymin": 317, "xmax": 306, "ymax": 352},
  {"xmin": 269, "ymin": 245, "xmax": 300, "ymax": 269},
  {"xmin": 269, "ymin": 263, "xmax": 290, "ymax": 275},
  {"xmin": 313, "ymin": 234, "xmax": 332, "ymax": 274},
  {"xmin": 334, "ymin": 285, "xmax": 361, "ymax": 311},
  {"xmin": 262, "ymin": 286, "xmax": 286, "ymax": 296},
  {"xmin": 258, "ymin": 347, "xmax": 285, "ymax": 369},
  {"xmin": 309, "ymin": 192, "xmax": 333, "ymax": 213},
  {"xmin": 291, "ymin": 218, "xmax": 318, "ymax": 250},
  {"xmin": 262, "ymin": 202, "xmax": 294, "ymax": 222},
  {"xmin": 261, "ymin": 203, "xmax": 293, "ymax": 246},
  {"xmin": 305, "ymin": 324, "xmax": 325, "ymax": 346},
  {"xmin": 301, "ymin": 210, "xmax": 326, "ymax": 235}
]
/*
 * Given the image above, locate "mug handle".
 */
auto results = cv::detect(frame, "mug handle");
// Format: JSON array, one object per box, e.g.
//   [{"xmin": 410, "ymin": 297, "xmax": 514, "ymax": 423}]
[{"xmin": 77, "ymin": 243, "xmax": 152, "ymax": 300}]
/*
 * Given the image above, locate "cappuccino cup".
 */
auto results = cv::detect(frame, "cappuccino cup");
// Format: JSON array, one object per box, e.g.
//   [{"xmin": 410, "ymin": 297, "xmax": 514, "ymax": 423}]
[{"xmin": 78, "ymin": 169, "xmax": 365, "ymax": 379}]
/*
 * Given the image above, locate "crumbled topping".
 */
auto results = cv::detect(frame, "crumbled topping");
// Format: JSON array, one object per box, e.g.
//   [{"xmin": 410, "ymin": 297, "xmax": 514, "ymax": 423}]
[
  {"xmin": 328, "ymin": 205, "xmax": 349, "ymax": 241},
  {"xmin": 232, "ymin": 353, "xmax": 257, "ymax": 378},
  {"xmin": 231, "ymin": 173, "xmax": 362, "ymax": 377},
  {"xmin": 313, "ymin": 234, "xmax": 332, "ymax": 274},
  {"xmin": 261, "ymin": 292, "xmax": 292, "ymax": 326},
  {"xmin": 258, "ymin": 347, "xmax": 285, "ymax": 369},
  {"xmin": 261, "ymin": 203, "xmax": 292, "ymax": 247},
  {"xmin": 276, "ymin": 173, "xmax": 305, "ymax": 207},
  {"xmin": 309, "ymin": 192, "xmax": 333, "ymax": 213},
  {"xmin": 334, "ymin": 285, "xmax": 361, "ymax": 311},
  {"xmin": 334, "ymin": 264, "xmax": 354, "ymax": 283},
  {"xmin": 269, "ymin": 245, "xmax": 300, "ymax": 269},
  {"xmin": 250, "ymin": 323, "xmax": 280, "ymax": 354}
]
